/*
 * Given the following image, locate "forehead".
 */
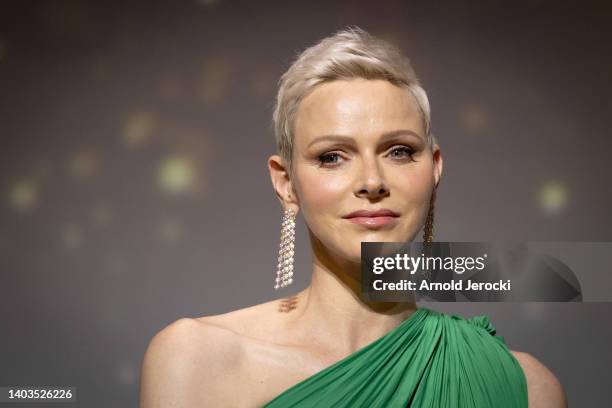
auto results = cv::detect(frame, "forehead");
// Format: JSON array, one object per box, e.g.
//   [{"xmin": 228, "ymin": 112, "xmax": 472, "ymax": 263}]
[{"xmin": 294, "ymin": 79, "xmax": 423, "ymax": 145}]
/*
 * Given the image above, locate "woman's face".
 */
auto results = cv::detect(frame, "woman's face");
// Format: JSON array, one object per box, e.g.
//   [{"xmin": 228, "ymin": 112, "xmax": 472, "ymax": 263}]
[{"xmin": 288, "ymin": 78, "xmax": 442, "ymax": 265}]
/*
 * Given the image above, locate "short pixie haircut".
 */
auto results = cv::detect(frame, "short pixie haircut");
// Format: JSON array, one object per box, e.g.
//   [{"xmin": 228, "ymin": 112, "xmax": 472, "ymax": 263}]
[{"xmin": 273, "ymin": 26, "xmax": 436, "ymax": 174}]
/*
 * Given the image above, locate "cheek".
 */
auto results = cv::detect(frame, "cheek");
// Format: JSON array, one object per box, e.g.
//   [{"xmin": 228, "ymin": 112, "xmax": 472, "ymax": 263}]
[
  {"xmin": 394, "ymin": 170, "xmax": 433, "ymax": 201},
  {"xmin": 295, "ymin": 169, "xmax": 351, "ymax": 218},
  {"xmin": 383, "ymin": 154, "xmax": 432, "ymax": 189}
]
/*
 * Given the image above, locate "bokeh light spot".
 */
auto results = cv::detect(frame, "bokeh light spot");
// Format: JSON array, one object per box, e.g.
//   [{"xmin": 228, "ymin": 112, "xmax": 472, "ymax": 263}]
[
  {"xmin": 461, "ymin": 104, "xmax": 488, "ymax": 133},
  {"xmin": 8, "ymin": 180, "xmax": 38, "ymax": 213},
  {"xmin": 200, "ymin": 57, "xmax": 231, "ymax": 105},
  {"xmin": 538, "ymin": 180, "xmax": 568, "ymax": 215},
  {"xmin": 158, "ymin": 155, "xmax": 196, "ymax": 195},
  {"xmin": 123, "ymin": 111, "xmax": 156, "ymax": 148},
  {"xmin": 69, "ymin": 150, "xmax": 98, "ymax": 180}
]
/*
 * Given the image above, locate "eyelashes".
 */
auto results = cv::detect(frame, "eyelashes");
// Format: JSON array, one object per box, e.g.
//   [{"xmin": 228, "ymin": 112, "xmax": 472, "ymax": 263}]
[
  {"xmin": 318, "ymin": 152, "xmax": 342, "ymax": 165},
  {"xmin": 317, "ymin": 146, "xmax": 417, "ymax": 167},
  {"xmin": 388, "ymin": 146, "xmax": 416, "ymax": 159}
]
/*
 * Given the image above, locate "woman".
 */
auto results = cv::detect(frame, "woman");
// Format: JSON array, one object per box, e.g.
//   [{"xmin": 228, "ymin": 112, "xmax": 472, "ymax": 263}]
[{"xmin": 140, "ymin": 27, "xmax": 566, "ymax": 407}]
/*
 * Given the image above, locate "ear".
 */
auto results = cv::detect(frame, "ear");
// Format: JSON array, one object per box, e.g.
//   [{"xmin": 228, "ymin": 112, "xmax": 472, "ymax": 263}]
[
  {"xmin": 268, "ymin": 154, "xmax": 299, "ymax": 213},
  {"xmin": 431, "ymin": 143, "xmax": 443, "ymax": 188}
]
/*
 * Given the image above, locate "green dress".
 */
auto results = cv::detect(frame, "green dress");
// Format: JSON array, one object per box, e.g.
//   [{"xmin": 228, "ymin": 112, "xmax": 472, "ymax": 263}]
[{"xmin": 263, "ymin": 307, "xmax": 528, "ymax": 407}]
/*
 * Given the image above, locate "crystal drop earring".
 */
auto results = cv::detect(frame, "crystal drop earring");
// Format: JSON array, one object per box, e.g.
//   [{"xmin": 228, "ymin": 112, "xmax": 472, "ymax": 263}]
[
  {"xmin": 423, "ymin": 189, "xmax": 436, "ymax": 243},
  {"xmin": 274, "ymin": 207, "xmax": 296, "ymax": 290}
]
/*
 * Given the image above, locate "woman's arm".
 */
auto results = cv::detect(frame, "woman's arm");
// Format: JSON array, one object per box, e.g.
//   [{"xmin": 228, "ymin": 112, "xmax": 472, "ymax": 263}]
[
  {"xmin": 139, "ymin": 318, "xmax": 239, "ymax": 407},
  {"xmin": 511, "ymin": 351, "xmax": 567, "ymax": 408}
]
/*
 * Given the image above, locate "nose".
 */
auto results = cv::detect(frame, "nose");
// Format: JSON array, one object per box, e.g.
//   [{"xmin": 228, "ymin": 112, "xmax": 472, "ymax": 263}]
[{"xmin": 355, "ymin": 157, "xmax": 389, "ymax": 199}]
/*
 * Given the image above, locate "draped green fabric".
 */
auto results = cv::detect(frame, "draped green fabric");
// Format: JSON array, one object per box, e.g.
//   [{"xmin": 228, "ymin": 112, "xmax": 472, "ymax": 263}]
[{"xmin": 263, "ymin": 307, "xmax": 527, "ymax": 407}]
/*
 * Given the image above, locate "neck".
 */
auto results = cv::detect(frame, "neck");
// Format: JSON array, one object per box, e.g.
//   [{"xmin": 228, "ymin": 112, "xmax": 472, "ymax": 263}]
[{"xmin": 288, "ymin": 235, "xmax": 417, "ymax": 356}]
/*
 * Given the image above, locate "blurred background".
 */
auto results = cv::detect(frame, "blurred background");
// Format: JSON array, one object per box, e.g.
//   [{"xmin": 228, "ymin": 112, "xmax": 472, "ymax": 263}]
[{"xmin": 1, "ymin": 0, "xmax": 611, "ymax": 406}]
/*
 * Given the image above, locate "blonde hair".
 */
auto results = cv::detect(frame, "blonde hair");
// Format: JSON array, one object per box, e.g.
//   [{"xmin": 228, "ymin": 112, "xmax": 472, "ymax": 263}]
[{"xmin": 273, "ymin": 26, "xmax": 435, "ymax": 173}]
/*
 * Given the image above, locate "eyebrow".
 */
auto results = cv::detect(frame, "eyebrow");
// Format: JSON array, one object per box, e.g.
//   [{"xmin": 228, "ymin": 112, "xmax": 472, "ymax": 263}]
[{"xmin": 307, "ymin": 129, "xmax": 423, "ymax": 148}]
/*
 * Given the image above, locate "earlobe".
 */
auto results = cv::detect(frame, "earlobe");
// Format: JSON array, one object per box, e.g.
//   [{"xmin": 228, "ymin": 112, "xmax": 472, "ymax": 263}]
[{"xmin": 285, "ymin": 182, "xmax": 300, "ymax": 209}]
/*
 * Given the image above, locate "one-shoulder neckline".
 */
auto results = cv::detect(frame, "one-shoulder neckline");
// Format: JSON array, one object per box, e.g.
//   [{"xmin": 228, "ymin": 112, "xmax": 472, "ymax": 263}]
[{"xmin": 264, "ymin": 307, "xmax": 430, "ymax": 406}]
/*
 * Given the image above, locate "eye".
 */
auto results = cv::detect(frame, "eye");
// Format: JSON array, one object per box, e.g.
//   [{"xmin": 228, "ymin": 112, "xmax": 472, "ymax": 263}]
[
  {"xmin": 318, "ymin": 152, "xmax": 343, "ymax": 166},
  {"xmin": 388, "ymin": 146, "xmax": 416, "ymax": 160}
]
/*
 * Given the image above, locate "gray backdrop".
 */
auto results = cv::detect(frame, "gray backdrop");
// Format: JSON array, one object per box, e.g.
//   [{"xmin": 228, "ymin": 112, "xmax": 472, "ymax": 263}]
[{"xmin": 1, "ymin": 0, "xmax": 610, "ymax": 406}]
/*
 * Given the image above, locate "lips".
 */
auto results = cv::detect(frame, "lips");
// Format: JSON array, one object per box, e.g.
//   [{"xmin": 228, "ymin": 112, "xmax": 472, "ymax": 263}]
[
  {"xmin": 342, "ymin": 209, "xmax": 399, "ymax": 228},
  {"xmin": 343, "ymin": 209, "xmax": 399, "ymax": 219}
]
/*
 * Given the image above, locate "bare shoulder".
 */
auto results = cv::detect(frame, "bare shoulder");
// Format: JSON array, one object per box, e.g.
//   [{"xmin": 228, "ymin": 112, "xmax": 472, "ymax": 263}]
[
  {"xmin": 140, "ymin": 297, "xmax": 296, "ymax": 407},
  {"xmin": 510, "ymin": 350, "xmax": 568, "ymax": 408},
  {"xmin": 195, "ymin": 297, "xmax": 289, "ymax": 340},
  {"xmin": 139, "ymin": 317, "xmax": 243, "ymax": 407}
]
